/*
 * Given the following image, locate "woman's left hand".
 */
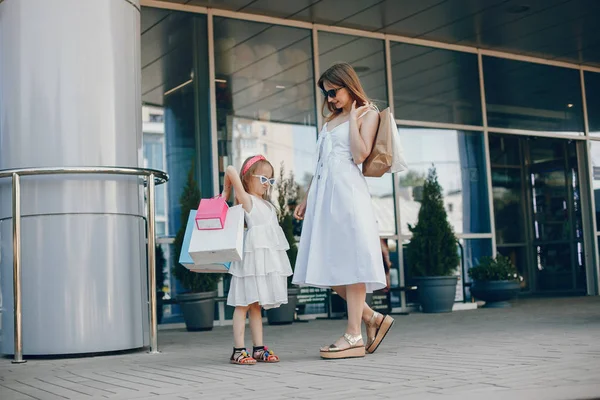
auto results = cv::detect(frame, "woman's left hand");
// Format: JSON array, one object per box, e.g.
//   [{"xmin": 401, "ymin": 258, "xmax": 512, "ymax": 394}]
[{"xmin": 350, "ymin": 100, "xmax": 370, "ymax": 121}]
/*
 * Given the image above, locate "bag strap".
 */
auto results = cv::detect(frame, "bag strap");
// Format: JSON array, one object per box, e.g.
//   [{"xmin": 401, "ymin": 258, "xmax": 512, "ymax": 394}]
[{"xmin": 358, "ymin": 103, "xmax": 379, "ymax": 120}]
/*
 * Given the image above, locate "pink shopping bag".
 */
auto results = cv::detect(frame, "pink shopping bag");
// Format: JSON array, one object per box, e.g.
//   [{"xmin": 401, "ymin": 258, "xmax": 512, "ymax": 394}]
[{"xmin": 195, "ymin": 196, "xmax": 228, "ymax": 230}]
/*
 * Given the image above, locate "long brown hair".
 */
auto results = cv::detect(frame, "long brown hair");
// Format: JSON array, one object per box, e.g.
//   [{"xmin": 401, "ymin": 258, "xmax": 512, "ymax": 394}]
[
  {"xmin": 318, "ymin": 62, "xmax": 371, "ymax": 122},
  {"xmin": 239, "ymin": 155, "xmax": 274, "ymax": 201}
]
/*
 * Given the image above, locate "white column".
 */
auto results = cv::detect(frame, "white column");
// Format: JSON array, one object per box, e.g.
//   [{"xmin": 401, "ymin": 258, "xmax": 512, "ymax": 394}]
[{"xmin": 0, "ymin": 0, "xmax": 146, "ymax": 355}]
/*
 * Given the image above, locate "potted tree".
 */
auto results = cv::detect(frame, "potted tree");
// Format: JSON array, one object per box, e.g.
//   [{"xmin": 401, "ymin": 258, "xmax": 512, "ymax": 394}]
[
  {"xmin": 469, "ymin": 255, "xmax": 521, "ymax": 308},
  {"xmin": 406, "ymin": 167, "xmax": 459, "ymax": 313},
  {"xmin": 172, "ymin": 166, "xmax": 223, "ymax": 331},
  {"xmin": 266, "ymin": 163, "xmax": 300, "ymax": 325},
  {"xmin": 155, "ymin": 244, "xmax": 166, "ymax": 324}
]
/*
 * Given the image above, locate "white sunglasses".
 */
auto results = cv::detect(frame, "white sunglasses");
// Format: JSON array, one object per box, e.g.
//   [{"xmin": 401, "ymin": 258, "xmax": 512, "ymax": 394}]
[{"xmin": 253, "ymin": 175, "xmax": 276, "ymax": 186}]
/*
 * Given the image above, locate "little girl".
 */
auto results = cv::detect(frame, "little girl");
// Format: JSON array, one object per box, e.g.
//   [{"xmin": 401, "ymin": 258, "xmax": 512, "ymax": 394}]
[{"xmin": 221, "ymin": 155, "xmax": 293, "ymax": 365}]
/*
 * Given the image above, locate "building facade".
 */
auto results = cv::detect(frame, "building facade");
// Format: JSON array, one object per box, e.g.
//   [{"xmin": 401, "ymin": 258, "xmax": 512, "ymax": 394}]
[
  {"xmin": 2, "ymin": 1, "xmax": 599, "ymax": 345},
  {"xmin": 138, "ymin": 1, "xmax": 600, "ymax": 325}
]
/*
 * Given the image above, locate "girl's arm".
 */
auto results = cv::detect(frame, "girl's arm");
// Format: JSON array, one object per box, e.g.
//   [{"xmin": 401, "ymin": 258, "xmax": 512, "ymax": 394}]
[
  {"xmin": 348, "ymin": 101, "xmax": 379, "ymax": 165},
  {"xmin": 221, "ymin": 166, "xmax": 252, "ymax": 213}
]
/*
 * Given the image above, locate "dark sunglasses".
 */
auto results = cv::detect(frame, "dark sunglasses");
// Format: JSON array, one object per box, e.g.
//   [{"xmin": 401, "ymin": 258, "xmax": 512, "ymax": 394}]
[{"xmin": 321, "ymin": 86, "xmax": 344, "ymax": 98}]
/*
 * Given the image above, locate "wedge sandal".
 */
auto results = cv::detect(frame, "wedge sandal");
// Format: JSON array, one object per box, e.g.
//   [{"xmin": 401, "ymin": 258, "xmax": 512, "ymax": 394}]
[
  {"xmin": 320, "ymin": 333, "xmax": 365, "ymax": 360},
  {"xmin": 365, "ymin": 311, "xmax": 394, "ymax": 354}
]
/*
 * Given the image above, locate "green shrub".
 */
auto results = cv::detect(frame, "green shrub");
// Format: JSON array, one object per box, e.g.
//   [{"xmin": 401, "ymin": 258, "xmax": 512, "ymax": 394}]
[
  {"xmin": 406, "ymin": 167, "xmax": 459, "ymax": 277},
  {"xmin": 468, "ymin": 255, "xmax": 518, "ymax": 282},
  {"xmin": 172, "ymin": 165, "xmax": 222, "ymax": 293}
]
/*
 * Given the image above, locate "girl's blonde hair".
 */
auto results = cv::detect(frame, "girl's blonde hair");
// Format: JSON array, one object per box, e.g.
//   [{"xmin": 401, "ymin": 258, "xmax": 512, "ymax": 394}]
[
  {"xmin": 318, "ymin": 62, "xmax": 371, "ymax": 122},
  {"xmin": 239, "ymin": 155, "xmax": 274, "ymax": 201}
]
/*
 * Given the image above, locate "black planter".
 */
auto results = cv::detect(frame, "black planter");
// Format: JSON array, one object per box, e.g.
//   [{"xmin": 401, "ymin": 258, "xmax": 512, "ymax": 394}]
[
  {"xmin": 267, "ymin": 288, "xmax": 300, "ymax": 325},
  {"xmin": 178, "ymin": 291, "xmax": 218, "ymax": 331},
  {"xmin": 416, "ymin": 276, "xmax": 458, "ymax": 313},
  {"xmin": 157, "ymin": 290, "xmax": 164, "ymax": 325},
  {"xmin": 471, "ymin": 280, "xmax": 520, "ymax": 308}
]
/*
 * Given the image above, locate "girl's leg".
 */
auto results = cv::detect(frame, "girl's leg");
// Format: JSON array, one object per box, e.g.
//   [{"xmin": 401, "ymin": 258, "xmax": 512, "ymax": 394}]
[
  {"xmin": 248, "ymin": 303, "xmax": 280, "ymax": 363},
  {"xmin": 232, "ymin": 305, "xmax": 249, "ymax": 348},
  {"xmin": 231, "ymin": 305, "xmax": 256, "ymax": 364},
  {"xmin": 248, "ymin": 302, "xmax": 263, "ymax": 347}
]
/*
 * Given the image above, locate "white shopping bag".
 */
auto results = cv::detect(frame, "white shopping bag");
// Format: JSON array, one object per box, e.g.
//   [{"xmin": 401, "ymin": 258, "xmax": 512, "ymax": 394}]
[
  {"xmin": 388, "ymin": 112, "xmax": 408, "ymax": 174},
  {"xmin": 188, "ymin": 204, "xmax": 244, "ymax": 269},
  {"xmin": 179, "ymin": 210, "xmax": 231, "ymax": 273}
]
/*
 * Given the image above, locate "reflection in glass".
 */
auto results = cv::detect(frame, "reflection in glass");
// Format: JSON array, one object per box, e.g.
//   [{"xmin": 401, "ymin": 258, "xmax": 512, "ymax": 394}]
[
  {"xmin": 214, "ymin": 18, "xmax": 317, "ymax": 200},
  {"xmin": 492, "ymin": 168, "xmax": 524, "ymax": 244},
  {"xmin": 497, "ymin": 246, "xmax": 529, "ymax": 291},
  {"xmin": 390, "ymin": 43, "xmax": 481, "ymax": 125},
  {"xmin": 156, "ymin": 243, "xmax": 177, "ymax": 323},
  {"xmin": 397, "ymin": 128, "xmax": 490, "ymax": 235},
  {"xmin": 318, "ymin": 32, "xmax": 388, "ymax": 109},
  {"xmin": 483, "ymin": 56, "xmax": 584, "ymax": 134},
  {"xmin": 491, "ymin": 135, "xmax": 585, "ymax": 293},
  {"xmin": 367, "ymin": 175, "xmax": 396, "ymax": 236},
  {"xmin": 535, "ymin": 244, "xmax": 573, "ymax": 291},
  {"xmin": 585, "ymin": 71, "xmax": 600, "ymax": 136},
  {"xmin": 460, "ymin": 239, "xmax": 493, "ymax": 300},
  {"xmin": 530, "ymin": 140, "xmax": 570, "ymax": 242},
  {"xmin": 589, "ymin": 141, "xmax": 600, "ymax": 227},
  {"xmin": 143, "ymin": 107, "xmax": 167, "ymax": 231},
  {"xmin": 141, "ymin": 9, "xmax": 210, "ymax": 321}
]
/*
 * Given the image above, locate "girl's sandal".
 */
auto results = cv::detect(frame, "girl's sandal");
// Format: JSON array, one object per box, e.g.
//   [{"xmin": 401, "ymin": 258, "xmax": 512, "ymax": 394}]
[
  {"xmin": 253, "ymin": 346, "xmax": 280, "ymax": 363},
  {"xmin": 365, "ymin": 311, "xmax": 394, "ymax": 354},
  {"xmin": 230, "ymin": 348, "xmax": 256, "ymax": 365}
]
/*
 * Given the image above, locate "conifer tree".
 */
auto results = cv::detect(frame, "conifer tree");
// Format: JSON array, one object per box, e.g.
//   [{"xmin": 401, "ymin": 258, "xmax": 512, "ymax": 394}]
[
  {"xmin": 406, "ymin": 166, "xmax": 459, "ymax": 277},
  {"xmin": 172, "ymin": 165, "xmax": 222, "ymax": 292}
]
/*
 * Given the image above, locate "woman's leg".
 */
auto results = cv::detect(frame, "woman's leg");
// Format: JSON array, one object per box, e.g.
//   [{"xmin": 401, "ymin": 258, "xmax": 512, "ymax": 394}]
[
  {"xmin": 325, "ymin": 284, "xmax": 367, "ymax": 350},
  {"xmin": 345, "ymin": 283, "xmax": 366, "ymax": 337},
  {"xmin": 332, "ymin": 285, "xmax": 383, "ymax": 327},
  {"xmin": 232, "ymin": 306, "xmax": 249, "ymax": 348}
]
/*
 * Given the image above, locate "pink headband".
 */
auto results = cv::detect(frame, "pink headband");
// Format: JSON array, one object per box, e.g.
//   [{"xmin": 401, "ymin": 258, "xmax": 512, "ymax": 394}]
[{"xmin": 242, "ymin": 155, "xmax": 266, "ymax": 175}]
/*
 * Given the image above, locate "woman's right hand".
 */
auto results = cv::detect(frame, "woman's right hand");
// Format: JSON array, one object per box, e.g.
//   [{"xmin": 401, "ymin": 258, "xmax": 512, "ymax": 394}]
[{"xmin": 294, "ymin": 199, "xmax": 307, "ymax": 220}]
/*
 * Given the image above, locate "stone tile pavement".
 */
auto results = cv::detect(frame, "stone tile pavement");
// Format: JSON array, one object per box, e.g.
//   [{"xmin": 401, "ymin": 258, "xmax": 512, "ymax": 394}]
[{"xmin": 1, "ymin": 297, "xmax": 599, "ymax": 400}]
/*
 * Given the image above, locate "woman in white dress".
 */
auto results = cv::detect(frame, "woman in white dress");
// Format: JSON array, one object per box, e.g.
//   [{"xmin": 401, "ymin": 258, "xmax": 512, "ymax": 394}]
[{"xmin": 293, "ymin": 63, "xmax": 394, "ymax": 359}]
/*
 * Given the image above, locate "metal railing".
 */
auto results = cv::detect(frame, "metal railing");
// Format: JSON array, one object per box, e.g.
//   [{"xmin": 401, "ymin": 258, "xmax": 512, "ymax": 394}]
[{"xmin": 0, "ymin": 167, "xmax": 169, "ymax": 363}]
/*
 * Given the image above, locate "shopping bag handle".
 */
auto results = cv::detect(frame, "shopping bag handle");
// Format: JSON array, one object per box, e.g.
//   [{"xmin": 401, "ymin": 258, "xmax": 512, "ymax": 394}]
[{"xmin": 213, "ymin": 193, "xmax": 230, "ymax": 208}]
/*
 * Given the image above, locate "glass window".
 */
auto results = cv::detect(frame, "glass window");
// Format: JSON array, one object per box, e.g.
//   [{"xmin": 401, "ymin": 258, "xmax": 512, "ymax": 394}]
[
  {"xmin": 141, "ymin": 8, "xmax": 210, "ymax": 321},
  {"xmin": 390, "ymin": 44, "xmax": 482, "ymax": 126},
  {"xmin": 397, "ymin": 128, "xmax": 490, "ymax": 235},
  {"xmin": 369, "ymin": 175, "xmax": 396, "ymax": 236},
  {"xmin": 483, "ymin": 56, "xmax": 584, "ymax": 134},
  {"xmin": 460, "ymin": 239, "xmax": 493, "ymax": 300},
  {"xmin": 489, "ymin": 134, "xmax": 525, "ymax": 245},
  {"xmin": 318, "ymin": 32, "xmax": 388, "ymax": 109},
  {"xmin": 588, "ymin": 141, "xmax": 600, "ymax": 228},
  {"xmin": 585, "ymin": 71, "xmax": 600, "ymax": 136},
  {"xmin": 214, "ymin": 18, "xmax": 317, "ymax": 198},
  {"xmin": 143, "ymin": 131, "xmax": 167, "ymax": 216}
]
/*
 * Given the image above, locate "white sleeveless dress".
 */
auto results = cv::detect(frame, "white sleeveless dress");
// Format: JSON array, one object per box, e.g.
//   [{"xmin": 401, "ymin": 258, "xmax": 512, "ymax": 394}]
[
  {"xmin": 292, "ymin": 115, "xmax": 386, "ymax": 293},
  {"xmin": 227, "ymin": 196, "xmax": 293, "ymax": 310}
]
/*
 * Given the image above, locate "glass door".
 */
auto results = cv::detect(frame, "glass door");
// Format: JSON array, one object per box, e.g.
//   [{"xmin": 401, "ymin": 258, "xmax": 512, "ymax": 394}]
[
  {"xmin": 489, "ymin": 134, "xmax": 586, "ymax": 294},
  {"xmin": 527, "ymin": 138, "xmax": 586, "ymax": 292}
]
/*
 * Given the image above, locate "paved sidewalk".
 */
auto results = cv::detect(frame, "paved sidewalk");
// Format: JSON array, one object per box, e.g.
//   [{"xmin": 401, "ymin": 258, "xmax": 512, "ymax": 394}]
[{"xmin": 1, "ymin": 297, "xmax": 600, "ymax": 400}]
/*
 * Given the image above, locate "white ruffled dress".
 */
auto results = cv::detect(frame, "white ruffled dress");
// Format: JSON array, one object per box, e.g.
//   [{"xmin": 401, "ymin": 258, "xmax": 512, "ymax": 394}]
[{"xmin": 227, "ymin": 196, "xmax": 293, "ymax": 310}]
